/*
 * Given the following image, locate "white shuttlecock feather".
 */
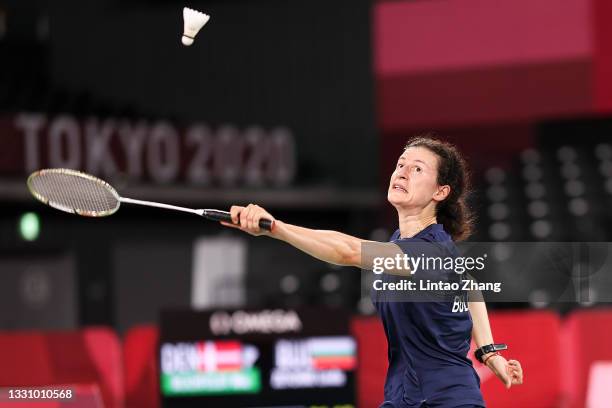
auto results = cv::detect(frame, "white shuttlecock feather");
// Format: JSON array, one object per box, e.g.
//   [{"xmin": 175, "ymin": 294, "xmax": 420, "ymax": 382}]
[{"xmin": 182, "ymin": 7, "xmax": 210, "ymax": 46}]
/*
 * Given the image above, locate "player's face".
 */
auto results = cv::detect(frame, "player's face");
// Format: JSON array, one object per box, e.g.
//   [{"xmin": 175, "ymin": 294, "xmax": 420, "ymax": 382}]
[{"xmin": 387, "ymin": 146, "xmax": 447, "ymax": 212}]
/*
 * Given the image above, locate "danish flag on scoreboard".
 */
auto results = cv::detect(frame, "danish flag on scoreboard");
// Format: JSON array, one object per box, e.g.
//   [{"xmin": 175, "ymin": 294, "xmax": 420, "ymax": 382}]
[{"xmin": 197, "ymin": 341, "xmax": 243, "ymax": 372}]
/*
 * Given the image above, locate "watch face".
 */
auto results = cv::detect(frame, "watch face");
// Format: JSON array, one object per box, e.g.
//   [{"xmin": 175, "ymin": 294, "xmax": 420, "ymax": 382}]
[
  {"xmin": 475, "ymin": 344, "xmax": 507, "ymax": 363},
  {"xmin": 484, "ymin": 344, "xmax": 496, "ymax": 353}
]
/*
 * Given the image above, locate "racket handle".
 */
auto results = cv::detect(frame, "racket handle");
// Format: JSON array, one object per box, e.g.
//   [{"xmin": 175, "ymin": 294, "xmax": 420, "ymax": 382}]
[{"xmin": 202, "ymin": 209, "xmax": 274, "ymax": 231}]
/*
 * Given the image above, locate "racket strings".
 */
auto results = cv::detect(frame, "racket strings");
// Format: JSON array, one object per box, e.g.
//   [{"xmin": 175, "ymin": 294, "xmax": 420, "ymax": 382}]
[{"xmin": 30, "ymin": 171, "xmax": 119, "ymax": 215}]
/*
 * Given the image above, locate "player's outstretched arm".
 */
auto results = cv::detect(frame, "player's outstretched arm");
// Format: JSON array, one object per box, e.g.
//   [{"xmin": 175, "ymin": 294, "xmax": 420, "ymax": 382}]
[{"xmin": 221, "ymin": 204, "xmax": 401, "ymax": 269}]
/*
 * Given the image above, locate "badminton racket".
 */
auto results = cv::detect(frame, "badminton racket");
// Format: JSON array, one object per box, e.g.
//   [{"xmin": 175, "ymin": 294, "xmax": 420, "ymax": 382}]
[{"xmin": 26, "ymin": 168, "xmax": 274, "ymax": 231}]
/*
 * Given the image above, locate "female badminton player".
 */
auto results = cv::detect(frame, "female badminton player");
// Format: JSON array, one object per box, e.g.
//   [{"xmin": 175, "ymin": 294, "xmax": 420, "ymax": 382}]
[{"xmin": 222, "ymin": 136, "xmax": 523, "ymax": 408}]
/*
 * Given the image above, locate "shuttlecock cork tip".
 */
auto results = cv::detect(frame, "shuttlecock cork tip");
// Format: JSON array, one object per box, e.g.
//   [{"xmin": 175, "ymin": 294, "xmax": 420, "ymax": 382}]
[{"xmin": 182, "ymin": 7, "xmax": 210, "ymax": 46}]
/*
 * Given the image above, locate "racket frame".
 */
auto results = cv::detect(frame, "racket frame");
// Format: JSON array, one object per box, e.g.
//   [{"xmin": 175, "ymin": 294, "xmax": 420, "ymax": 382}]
[{"xmin": 27, "ymin": 168, "xmax": 121, "ymax": 217}]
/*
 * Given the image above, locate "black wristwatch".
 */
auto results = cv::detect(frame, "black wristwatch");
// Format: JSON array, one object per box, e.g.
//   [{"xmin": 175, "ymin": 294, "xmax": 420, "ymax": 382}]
[{"xmin": 474, "ymin": 343, "xmax": 508, "ymax": 363}]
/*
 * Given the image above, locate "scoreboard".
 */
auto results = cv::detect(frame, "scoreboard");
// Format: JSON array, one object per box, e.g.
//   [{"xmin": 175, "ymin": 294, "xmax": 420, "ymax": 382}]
[{"xmin": 159, "ymin": 308, "xmax": 356, "ymax": 408}]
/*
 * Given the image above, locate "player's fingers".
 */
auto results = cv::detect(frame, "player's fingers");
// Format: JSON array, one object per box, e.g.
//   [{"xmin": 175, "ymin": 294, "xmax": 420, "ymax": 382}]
[
  {"xmin": 240, "ymin": 205, "xmax": 251, "ymax": 228},
  {"xmin": 245, "ymin": 204, "xmax": 256, "ymax": 230},
  {"xmin": 220, "ymin": 221, "xmax": 241, "ymax": 230},
  {"xmin": 248, "ymin": 204, "xmax": 257, "ymax": 231},
  {"xmin": 512, "ymin": 372, "xmax": 523, "ymax": 385},
  {"xmin": 508, "ymin": 362, "xmax": 522, "ymax": 375},
  {"xmin": 230, "ymin": 206, "xmax": 244, "ymax": 224},
  {"xmin": 251, "ymin": 205, "xmax": 264, "ymax": 233},
  {"xmin": 516, "ymin": 368, "xmax": 524, "ymax": 383},
  {"xmin": 511, "ymin": 366, "xmax": 523, "ymax": 381},
  {"xmin": 249, "ymin": 204, "xmax": 261, "ymax": 231},
  {"xmin": 509, "ymin": 362, "xmax": 522, "ymax": 375}
]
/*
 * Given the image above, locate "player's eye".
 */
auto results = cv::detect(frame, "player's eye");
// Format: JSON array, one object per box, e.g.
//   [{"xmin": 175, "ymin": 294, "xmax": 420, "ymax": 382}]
[
  {"xmin": 413, "ymin": 166, "xmax": 422, "ymax": 173},
  {"xmin": 397, "ymin": 163, "xmax": 404, "ymax": 169}
]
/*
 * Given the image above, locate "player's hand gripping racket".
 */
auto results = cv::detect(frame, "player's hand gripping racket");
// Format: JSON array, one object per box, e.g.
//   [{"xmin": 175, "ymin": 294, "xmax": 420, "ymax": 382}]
[{"xmin": 26, "ymin": 168, "xmax": 274, "ymax": 231}]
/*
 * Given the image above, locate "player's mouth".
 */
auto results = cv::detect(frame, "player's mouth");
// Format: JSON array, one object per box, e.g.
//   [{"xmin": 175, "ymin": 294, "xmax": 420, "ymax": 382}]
[{"xmin": 392, "ymin": 184, "xmax": 407, "ymax": 193}]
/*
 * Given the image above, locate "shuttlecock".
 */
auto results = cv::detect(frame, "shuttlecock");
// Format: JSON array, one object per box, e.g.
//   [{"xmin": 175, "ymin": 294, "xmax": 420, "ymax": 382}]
[{"xmin": 182, "ymin": 7, "xmax": 210, "ymax": 46}]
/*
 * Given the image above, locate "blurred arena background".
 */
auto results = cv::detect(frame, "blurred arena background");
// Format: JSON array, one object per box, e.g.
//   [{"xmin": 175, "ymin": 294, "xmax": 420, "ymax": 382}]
[{"xmin": 0, "ymin": 0, "xmax": 611, "ymax": 407}]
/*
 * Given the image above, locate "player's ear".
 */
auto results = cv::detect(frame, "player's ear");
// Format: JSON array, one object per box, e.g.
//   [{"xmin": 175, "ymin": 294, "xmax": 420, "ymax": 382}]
[{"xmin": 433, "ymin": 185, "xmax": 450, "ymax": 202}]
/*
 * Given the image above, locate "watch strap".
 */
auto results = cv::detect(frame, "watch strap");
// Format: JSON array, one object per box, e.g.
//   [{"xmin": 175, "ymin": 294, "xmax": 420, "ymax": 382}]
[{"xmin": 475, "ymin": 343, "xmax": 508, "ymax": 363}]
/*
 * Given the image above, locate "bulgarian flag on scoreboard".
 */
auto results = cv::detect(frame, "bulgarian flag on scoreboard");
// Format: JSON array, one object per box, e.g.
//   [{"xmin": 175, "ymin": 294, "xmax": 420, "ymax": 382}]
[{"xmin": 308, "ymin": 337, "xmax": 357, "ymax": 371}]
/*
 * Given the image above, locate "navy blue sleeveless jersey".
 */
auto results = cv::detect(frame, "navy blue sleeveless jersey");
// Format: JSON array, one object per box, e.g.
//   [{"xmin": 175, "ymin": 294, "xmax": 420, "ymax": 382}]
[{"xmin": 374, "ymin": 224, "xmax": 485, "ymax": 408}]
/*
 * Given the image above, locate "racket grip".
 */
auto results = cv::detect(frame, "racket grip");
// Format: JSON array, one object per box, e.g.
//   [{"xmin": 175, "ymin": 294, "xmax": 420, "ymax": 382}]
[{"xmin": 202, "ymin": 210, "xmax": 274, "ymax": 231}]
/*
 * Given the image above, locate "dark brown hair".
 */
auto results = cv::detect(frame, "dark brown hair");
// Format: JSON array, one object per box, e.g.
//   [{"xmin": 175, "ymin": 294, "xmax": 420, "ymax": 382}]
[{"xmin": 405, "ymin": 134, "xmax": 474, "ymax": 241}]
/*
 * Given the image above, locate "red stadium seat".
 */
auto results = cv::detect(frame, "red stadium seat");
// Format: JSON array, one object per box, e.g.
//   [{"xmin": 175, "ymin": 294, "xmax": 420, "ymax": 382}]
[
  {"xmin": 561, "ymin": 308, "xmax": 612, "ymax": 408},
  {"xmin": 123, "ymin": 325, "xmax": 160, "ymax": 408},
  {"xmin": 351, "ymin": 317, "xmax": 387, "ymax": 408},
  {"xmin": 0, "ymin": 327, "xmax": 123, "ymax": 408}
]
